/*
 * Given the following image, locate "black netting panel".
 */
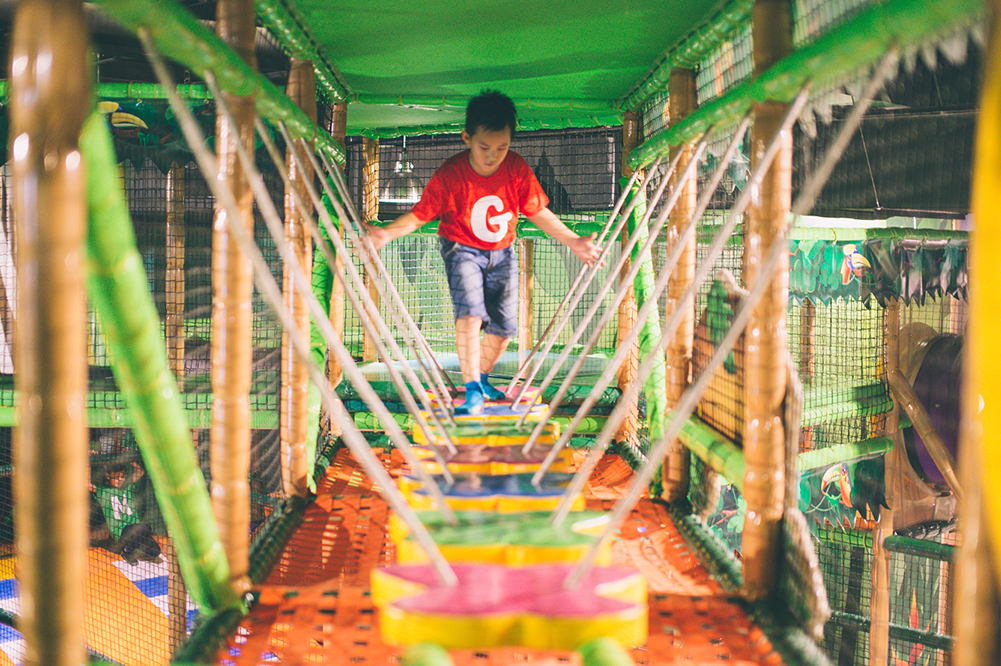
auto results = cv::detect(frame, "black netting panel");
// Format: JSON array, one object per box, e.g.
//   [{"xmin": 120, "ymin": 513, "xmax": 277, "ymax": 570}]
[
  {"xmin": 793, "ymin": 37, "xmax": 981, "ymax": 220},
  {"xmin": 816, "ymin": 530, "xmax": 873, "ymax": 666}
]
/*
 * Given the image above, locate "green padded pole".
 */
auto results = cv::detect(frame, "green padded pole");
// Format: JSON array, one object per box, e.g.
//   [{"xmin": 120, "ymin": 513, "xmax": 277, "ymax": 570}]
[
  {"xmin": 254, "ymin": 0, "xmax": 348, "ymax": 104},
  {"xmin": 621, "ymin": 177, "xmax": 668, "ymax": 448},
  {"xmin": 620, "ymin": 0, "xmax": 753, "ymax": 111},
  {"xmin": 91, "ymin": 0, "xmax": 345, "ymax": 165},
  {"xmin": 81, "ymin": 110, "xmax": 240, "ymax": 614},
  {"xmin": 628, "ymin": 0, "xmax": 982, "ymax": 167}
]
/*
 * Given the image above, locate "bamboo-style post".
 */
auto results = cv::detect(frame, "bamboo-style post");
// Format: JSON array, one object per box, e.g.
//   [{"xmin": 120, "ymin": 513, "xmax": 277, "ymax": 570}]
[
  {"xmin": 165, "ymin": 163, "xmax": 186, "ymax": 376},
  {"xmin": 10, "ymin": 1, "xmax": 90, "ymax": 664},
  {"xmin": 661, "ymin": 68, "xmax": 697, "ymax": 501},
  {"xmin": 518, "ymin": 238, "xmax": 535, "ymax": 360},
  {"xmin": 211, "ymin": 0, "xmax": 256, "ymax": 595},
  {"xmin": 361, "ymin": 136, "xmax": 380, "ymax": 362},
  {"xmin": 0, "ymin": 173, "xmax": 13, "ymax": 371},
  {"xmin": 281, "ymin": 58, "xmax": 316, "ymax": 498},
  {"xmin": 740, "ymin": 0, "xmax": 792, "ymax": 601},
  {"xmin": 615, "ymin": 111, "xmax": 640, "ymax": 448},
  {"xmin": 328, "ymin": 102, "xmax": 347, "ymax": 398},
  {"xmin": 954, "ymin": 4, "xmax": 1001, "ymax": 664},
  {"xmin": 165, "ymin": 161, "xmax": 188, "ymax": 649},
  {"xmin": 870, "ymin": 299, "xmax": 901, "ymax": 666},
  {"xmin": 799, "ymin": 298, "xmax": 816, "ymax": 451}
]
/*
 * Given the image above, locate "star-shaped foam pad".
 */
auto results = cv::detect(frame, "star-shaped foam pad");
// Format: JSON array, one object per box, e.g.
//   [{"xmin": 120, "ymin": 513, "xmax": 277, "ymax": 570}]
[
  {"xmin": 372, "ymin": 562, "xmax": 647, "ymax": 650},
  {"xmin": 389, "ymin": 509, "xmax": 613, "ymax": 566},
  {"xmin": 400, "ymin": 472, "xmax": 584, "ymax": 512}
]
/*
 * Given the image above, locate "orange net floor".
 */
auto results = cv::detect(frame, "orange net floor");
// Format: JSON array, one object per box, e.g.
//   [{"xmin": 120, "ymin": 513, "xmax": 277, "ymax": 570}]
[{"xmin": 216, "ymin": 448, "xmax": 785, "ymax": 665}]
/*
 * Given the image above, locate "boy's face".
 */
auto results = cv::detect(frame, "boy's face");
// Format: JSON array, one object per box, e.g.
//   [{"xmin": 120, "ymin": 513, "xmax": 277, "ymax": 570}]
[
  {"xmin": 108, "ymin": 470, "xmax": 126, "ymax": 488},
  {"xmin": 462, "ymin": 126, "xmax": 511, "ymax": 177}
]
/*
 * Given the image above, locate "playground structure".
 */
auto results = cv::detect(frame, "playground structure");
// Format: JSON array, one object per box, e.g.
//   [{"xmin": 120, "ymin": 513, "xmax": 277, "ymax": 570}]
[{"xmin": 0, "ymin": 0, "xmax": 997, "ymax": 665}]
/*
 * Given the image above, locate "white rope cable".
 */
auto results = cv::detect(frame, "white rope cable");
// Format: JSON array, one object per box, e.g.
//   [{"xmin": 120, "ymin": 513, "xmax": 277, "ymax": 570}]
[
  {"xmin": 509, "ymin": 152, "xmax": 682, "ymax": 409},
  {"xmin": 516, "ymin": 129, "xmax": 712, "ymax": 438},
  {"xmin": 504, "ymin": 163, "xmax": 653, "ymax": 394},
  {"xmin": 315, "ymin": 149, "xmax": 458, "ymax": 403},
  {"xmin": 564, "ymin": 49, "xmax": 898, "ymax": 589},
  {"xmin": 534, "ymin": 114, "xmax": 752, "ymax": 494},
  {"xmin": 140, "ymin": 32, "xmax": 459, "ymax": 586},
  {"xmin": 255, "ymin": 118, "xmax": 459, "ymax": 456}
]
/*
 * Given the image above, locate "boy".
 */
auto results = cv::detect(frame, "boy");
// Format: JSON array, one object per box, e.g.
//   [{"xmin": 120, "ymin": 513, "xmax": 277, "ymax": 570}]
[
  {"xmin": 365, "ymin": 90, "xmax": 602, "ymax": 415},
  {"xmin": 91, "ymin": 460, "xmax": 162, "ymax": 565}
]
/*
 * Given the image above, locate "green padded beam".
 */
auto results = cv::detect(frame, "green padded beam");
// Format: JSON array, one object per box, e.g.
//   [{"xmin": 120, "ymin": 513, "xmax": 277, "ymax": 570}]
[
  {"xmin": 254, "ymin": 0, "xmax": 349, "ymax": 104},
  {"xmin": 629, "ymin": 0, "xmax": 983, "ymax": 167},
  {"xmin": 81, "ymin": 110, "xmax": 240, "ymax": 614},
  {"xmin": 92, "ymin": 0, "xmax": 346, "ymax": 165}
]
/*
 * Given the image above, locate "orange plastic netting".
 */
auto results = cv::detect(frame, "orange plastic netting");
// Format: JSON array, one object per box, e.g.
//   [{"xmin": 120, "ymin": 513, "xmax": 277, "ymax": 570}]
[{"xmin": 217, "ymin": 448, "xmax": 783, "ymax": 665}]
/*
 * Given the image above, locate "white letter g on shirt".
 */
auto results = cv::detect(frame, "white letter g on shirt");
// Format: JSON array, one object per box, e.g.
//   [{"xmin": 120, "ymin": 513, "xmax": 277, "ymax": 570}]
[{"xmin": 470, "ymin": 195, "xmax": 513, "ymax": 244}]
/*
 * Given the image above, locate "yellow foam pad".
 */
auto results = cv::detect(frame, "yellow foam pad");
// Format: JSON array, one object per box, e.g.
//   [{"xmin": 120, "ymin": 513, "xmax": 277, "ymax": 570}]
[
  {"xmin": 372, "ymin": 562, "xmax": 647, "ymax": 650},
  {"xmin": 389, "ymin": 510, "xmax": 613, "ymax": 566}
]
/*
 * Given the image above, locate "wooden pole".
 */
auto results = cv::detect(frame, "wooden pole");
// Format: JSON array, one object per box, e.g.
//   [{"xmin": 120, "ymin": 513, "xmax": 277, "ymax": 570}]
[
  {"xmin": 10, "ymin": 1, "xmax": 90, "ymax": 664},
  {"xmin": 164, "ymin": 161, "xmax": 188, "ymax": 649},
  {"xmin": 281, "ymin": 58, "xmax": 316, "ymax": 498},
  {"xmin": 518, "ymin": 238, "xmax": 535, "ymax": 360},
  {"xmin": 327, "ymin": 102, "xmax": 347, "ymax": 398},
  {"xmin": 211, "ymin": 0, "xmax": 256, "ymax": 596},
  {"xmin": 661, "ymin": 68, "xmax": 697, "ymax": 502},
  {"xmin": 615, "ymin": 111, "xmax": 641, "ymax": 449},
  {"xmin": 869, "ymin": 300, "xmax": 902, "ymax": 666},
  {"xmin": 361, "ymin": 136, "xmax": 380, "ymax": 362},
  {"xmin": 740, "ymin": 0, "xmax": 792, "ymax": 601}
]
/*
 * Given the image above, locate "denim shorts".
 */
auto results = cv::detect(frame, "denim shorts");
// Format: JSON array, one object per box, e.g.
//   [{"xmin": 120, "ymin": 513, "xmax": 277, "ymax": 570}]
[{"xmin": 439, "ymin": 238, "xmax": 518, "ymax": 338}]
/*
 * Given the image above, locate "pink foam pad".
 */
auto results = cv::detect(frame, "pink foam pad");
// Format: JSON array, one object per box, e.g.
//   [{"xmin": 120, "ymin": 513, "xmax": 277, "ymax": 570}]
[{"xmin": 379, "ymin": 562, "xmax": 643, "ymax": 616}]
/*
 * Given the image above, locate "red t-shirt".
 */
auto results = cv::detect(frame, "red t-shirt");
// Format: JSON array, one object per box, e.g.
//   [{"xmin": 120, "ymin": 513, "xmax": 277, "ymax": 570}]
[{"xmin": 410, "ymin": 150, "xmax": 549, "ymax": 250}]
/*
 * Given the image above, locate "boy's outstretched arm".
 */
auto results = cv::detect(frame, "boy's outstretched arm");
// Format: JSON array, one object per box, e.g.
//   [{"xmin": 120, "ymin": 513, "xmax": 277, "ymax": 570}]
[
  {"xmin": 362, "ymin": 212, "xmax": 427, "ymax": 252},
  {"xmin": 527, "ymin": 208, "xmax": 604, "ymax": 266}
]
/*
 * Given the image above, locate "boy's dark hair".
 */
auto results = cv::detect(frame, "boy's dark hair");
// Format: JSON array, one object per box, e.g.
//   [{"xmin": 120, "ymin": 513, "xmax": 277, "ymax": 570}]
[{"xmin": 465, "ymin": 90, "xmax": 517, "ymax": 136}]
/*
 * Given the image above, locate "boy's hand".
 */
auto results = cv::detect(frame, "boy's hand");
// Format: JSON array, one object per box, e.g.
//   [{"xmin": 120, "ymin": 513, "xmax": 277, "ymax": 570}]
[
  {"xmin": 569, "ymin": 232, "xmax": 604, "ymax": 267},
  {"xmin": 362, "ymin": 222, "xmax": 390, "ymax": 253}
]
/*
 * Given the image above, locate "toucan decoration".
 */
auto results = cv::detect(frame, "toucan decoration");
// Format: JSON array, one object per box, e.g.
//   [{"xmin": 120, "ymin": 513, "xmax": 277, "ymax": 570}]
[{"xmin": 841, "ymin": 243, "xmax": 872, "ymax": 285}]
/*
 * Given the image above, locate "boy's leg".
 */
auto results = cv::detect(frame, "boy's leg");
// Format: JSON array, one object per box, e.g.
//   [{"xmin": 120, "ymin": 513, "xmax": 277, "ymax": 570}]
[
  {"xmin": 455, "ymin": 316, "xmax": 485, "ymax": 415},
  {"xmin": 479, "ymin": 333, "xmax": 510, "ymax": 399},
  {"xmin": 479, "ymin": 245, "xmax": 518, "ymax": 399},
  {"xmin": 441, "ymin": 239, "xmax": 491, "ymax": 416}
]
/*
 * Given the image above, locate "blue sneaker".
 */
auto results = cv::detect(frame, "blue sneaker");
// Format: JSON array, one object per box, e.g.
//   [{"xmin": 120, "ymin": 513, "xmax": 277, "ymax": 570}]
[
  {"xmin": 454, "ymin": 382, "xmax": 484, "ymax": 416},
  {"xmin": 480, "ymin": 373, "xmax": 506, "ymax": 401}
]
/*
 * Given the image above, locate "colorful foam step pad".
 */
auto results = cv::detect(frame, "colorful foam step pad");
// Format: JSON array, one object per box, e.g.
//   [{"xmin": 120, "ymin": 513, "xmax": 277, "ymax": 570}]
[
  {"xmin": 426, "ymin": 384, "xmax": 541, "ymax": 409},
  {"xmin": 411, "ymin": 419, "xmax": 559, "ymax": 447},
  {"xmin": 426, "ymin": 399, "xmax": 549, "ymax": 425},
  {"xmin": 389, "ymin": 509, "xmax": 613, "ymax": 566},
  {"xmin": 410, "ymin": 443, "xmax": 575, "ymax": 476},
  {"xmin": 400, "ymin": 472, "xmax": 585, "ymax": 512},
  {"xmin": 371, "ymin": 562, "xmax": 648, "ymax": 650}
]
